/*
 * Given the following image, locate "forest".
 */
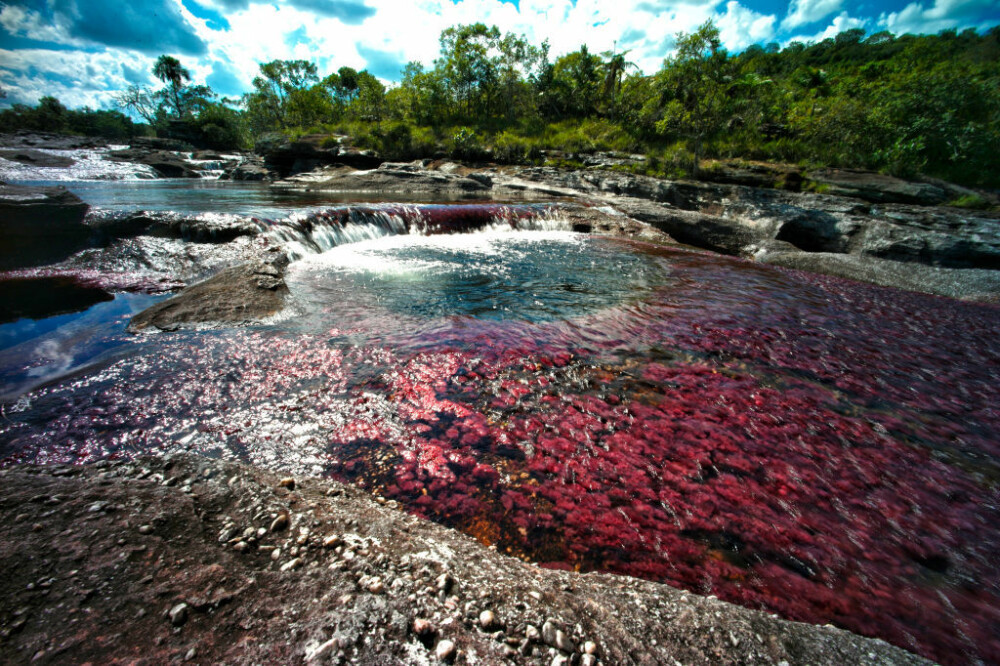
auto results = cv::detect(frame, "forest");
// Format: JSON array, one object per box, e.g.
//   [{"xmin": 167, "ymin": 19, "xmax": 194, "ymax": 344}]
[{"xmin": 2, "ymin": 21, "xmax": 998, "ymax": 188}]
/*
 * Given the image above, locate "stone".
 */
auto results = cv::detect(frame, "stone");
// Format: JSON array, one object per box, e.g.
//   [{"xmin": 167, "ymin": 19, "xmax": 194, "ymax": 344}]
[
  {"xmin": 0, "ymin": 184, "xmax": 90, "ymax": 270},
  {"xmin": 322, "ymin": 535, "xmax": 341, "ymax": 548},
  {"xmin": 107, "ymin": 148, "xmax": 201, "ymax": 178},
  {"xmin": 168, "ymin": 603, "xmax": 188, "ymax": 626},
  {"xmin": 413, "ymin": 618, "xmax": 434, "ymax": 636},
  {"xmin": 479, "ymin": 610, "xmax": 496, "ymax": 630},
  {"xmin": 525, "ymin": 625, "xmax": 540, "ymax": 642},
  {"xmin": 280, "ymin": 557, "xmax": 302, "ymax": 572},
  {"xmin": 278, "ymin": 478, "xmax": 296, "ymax": 490},
  {"xmin": 305, "ymin": 637, "xmax": 338, "ymax": 663},
  {"xmin": 138, "ymin": 525, "xmax": 153, "ymax": 535},
  {"xmin": 367, "ymin": 578, "xmax": 385, "ymax": 594},
  {"xmin": 555, "ymin": 629, "xmax": 574, "ymax": 653},
  {"xmin": 541, "ymin": 621, "xmax": 558, "ymax": 648},
  {"xmin": 127, "ymin": 249, "xmax": 290, "ymax": 333},
  {"xmin": 434, "ymin": 639, "xmax": 456, "ymax": 661},
  {"xmin": 583, "ymin": 641, "xmax": 597, "ymax": 655},
  {"xmin": 269, "ymin": 512, "xmax": 290, "ymax": 533}
]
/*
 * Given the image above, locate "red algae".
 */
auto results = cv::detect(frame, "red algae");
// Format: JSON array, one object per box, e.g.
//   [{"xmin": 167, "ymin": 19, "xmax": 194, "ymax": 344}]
[{"xmin": 1, "ymin": 240, "xmax": 998, "ymax": 665}]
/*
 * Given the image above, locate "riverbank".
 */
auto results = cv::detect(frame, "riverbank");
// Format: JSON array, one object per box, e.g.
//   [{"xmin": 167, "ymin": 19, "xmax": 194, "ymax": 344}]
[{"xmin": 0, "ymin": 454, "xmax": 929, "ymax": 665}]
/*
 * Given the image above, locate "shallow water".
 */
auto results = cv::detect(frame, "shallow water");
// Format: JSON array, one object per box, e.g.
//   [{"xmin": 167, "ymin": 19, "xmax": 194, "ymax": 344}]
[{"xmin": 0, "ymin": 183, "xmax": 998, "ymax": 665}]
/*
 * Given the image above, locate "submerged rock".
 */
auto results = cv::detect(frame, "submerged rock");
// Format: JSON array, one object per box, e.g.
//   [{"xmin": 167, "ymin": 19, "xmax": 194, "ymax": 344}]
[
  {"xmin": 127, "ymin": 249, "xmax": 289, "ymax": 332},
  {"xmin": 0, "ymin": 183, "xmax": 90, "ymax": 270}
]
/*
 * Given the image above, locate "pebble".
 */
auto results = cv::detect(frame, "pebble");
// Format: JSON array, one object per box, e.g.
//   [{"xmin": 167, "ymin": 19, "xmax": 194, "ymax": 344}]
[
  {"xmin": 232, "ymin": 541, "xmax": 249, "ymax": 553},
  {"xmin": 551, "ymin": 656, "xmax": 568, "ymax": 666},
  {"xmin": 413, "ymin": 618, "xmax": 433, "ymax": 636},
  {"xmin": 367, "ymin": 578, "xmax": 385, "ymax": 594},
  {"xmin": 479, "ymin": 610, "xmax": 496, "ymax": 630},
  {"xmin": 271, "ymin": 549, "xmax": 282, "ymax": 561},
  {"xmin": 278, "ymin": 478, "xmax": 296, "ymax": 490},
  {"xmin": 138, "ymin": 525, "xmax": 153, "ymax": 535},
  {"xmin": 525, "ymin": 625, "xmax": 540, "ymax": 642},
  {"xmin": 555, "ymin": 630, "xmax": 574, "ymax": 653},
  {"xmin": 322, "ymin": 534, "xmax": 341, "ymax": 548},
  {"xmin": 584, "ymin": 641, "xmax": 597, "ymax": 655},
  {"xmin": 169, "ymin": 603, "xmax": 189, "ymax": 626},
  {"xmin": 541, "ymin": 621, "xmax": 558, "ymax": 647},
  {"xmin": 435, "ymin": 639, "xmax": 455, "ymax": 661},
  {"xmin": 581, "ymin": 655, "xmax": 597, "ymax": 666},
  {"xmin": 280, "ymin": 557, "xmax": 302, "ymax": 572},
  {"xmin": 270, "ymin": 512, "xmax": 289, "ymax": 532},
  {"xmin": 306, "ymin": 637, "xmax": 338, "ymax": 663},
  {"xmin": 184, "ymin": 648, "xmax": 197, "ymax": 661}
]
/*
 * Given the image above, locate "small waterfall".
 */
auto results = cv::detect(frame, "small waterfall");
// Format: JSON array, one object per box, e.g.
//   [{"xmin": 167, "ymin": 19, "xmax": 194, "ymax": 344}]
[{"xmin": 267, "ymin": 203, "xmax": 573, "ymax": 260}]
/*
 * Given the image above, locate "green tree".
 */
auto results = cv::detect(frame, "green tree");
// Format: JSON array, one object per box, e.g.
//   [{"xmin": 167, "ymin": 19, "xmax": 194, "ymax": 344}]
[
  {"xmin": 654, "ymin": 21, "xmax": 733, "ymax": 177},
  {"xmin": 153, "ymin": 55, "xmax": 192, "ymax": 117}
]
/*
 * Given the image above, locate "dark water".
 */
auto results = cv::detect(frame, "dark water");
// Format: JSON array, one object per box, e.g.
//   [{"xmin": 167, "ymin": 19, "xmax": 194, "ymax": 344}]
[{"xmin": 1, "ymin": 183, "xmax": 999, "ymax": 665}]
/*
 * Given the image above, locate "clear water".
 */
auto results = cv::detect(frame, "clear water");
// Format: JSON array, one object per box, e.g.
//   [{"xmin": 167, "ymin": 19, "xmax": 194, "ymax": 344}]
[
  {"xmin": 21, "ymin": 179, "xmax": 491, "ymax": 219},
  {"xmin": 0, "ymin": 181, "xmax": 998, "ymax": 665}
]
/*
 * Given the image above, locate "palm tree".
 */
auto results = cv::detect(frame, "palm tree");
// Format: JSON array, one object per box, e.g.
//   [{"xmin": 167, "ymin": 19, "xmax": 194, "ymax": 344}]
[
  {"xmin": 153, "ymin": 55, "xmax": 191, "ymax": 117},
  {"xmin": 600, "ymin": 46, "xmax": 637, "ymax": 118}
]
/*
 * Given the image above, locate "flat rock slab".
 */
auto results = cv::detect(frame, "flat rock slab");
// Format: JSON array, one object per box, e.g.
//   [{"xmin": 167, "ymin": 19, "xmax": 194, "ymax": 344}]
[
  {"xmin": 127, "ymin": 250, "xmax": 289, "ymax": 332},
  {"xmin": 0, "ymin": 454, "xmax": 931, "ymax": 665},
  {"xmin": 0, "ymin": 149, "xmax": 77, "ymax": 168},
  {"xmin": 0, "ymin": 183, "xmax": 90, "ymax": 270}
]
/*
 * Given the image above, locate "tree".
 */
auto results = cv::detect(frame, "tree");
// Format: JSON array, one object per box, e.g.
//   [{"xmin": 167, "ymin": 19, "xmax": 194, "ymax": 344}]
[
  {"xmin": 654, "ymin": 21, "xmax": 733, "ymax": 177},
  {"xmin": 115, "ymin": 84, "xmax": 158, "ymax": 124},
  {"xmin": 153, "ymin": 55, "xmax": 192, "ymax": 117},
  {"xmin": 243, "ymin": 59, "xmax": 325, "ymax": 132}
]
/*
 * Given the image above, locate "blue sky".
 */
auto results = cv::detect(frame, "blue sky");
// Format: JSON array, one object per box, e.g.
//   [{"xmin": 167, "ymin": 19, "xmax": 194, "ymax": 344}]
[{"xmin": 1, "ymin": 0, "xmax": 998, "ymax": 110}]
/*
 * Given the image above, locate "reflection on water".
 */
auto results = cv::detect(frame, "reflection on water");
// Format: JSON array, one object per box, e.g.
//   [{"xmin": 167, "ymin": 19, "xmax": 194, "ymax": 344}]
[
  {"xmin": 21, "ymin": 179, "xmax": 492, "ymax": 219},
  {"xmin": 0, "ymin": 225, "xmax": 998, "ymax": 665}
]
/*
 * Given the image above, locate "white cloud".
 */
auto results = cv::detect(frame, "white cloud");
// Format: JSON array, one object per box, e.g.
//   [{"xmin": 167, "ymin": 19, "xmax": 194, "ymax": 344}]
[
  {"xmin": 717, "ymin": 1, "xmax": 777, "ymax": 51},
  {"xmin": 879, "ymin": 0, "xmax": 998, "ymax": 36},
  {"xmin": 0, "ymin": 4, "xmax": 76, "ymax": 44},
  {"xmin": 787, "ymin": 11, "xmax": 867, "ymax": 43},
  {"xmin": 781, "ymin": 0, "xmax": 843, "ymax": 31}
]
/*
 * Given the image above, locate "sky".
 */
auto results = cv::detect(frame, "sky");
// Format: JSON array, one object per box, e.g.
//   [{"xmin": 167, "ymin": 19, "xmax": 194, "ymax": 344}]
[{"xmin": 1, "ymin": 0, "xmax": 998, "ymax": 111}]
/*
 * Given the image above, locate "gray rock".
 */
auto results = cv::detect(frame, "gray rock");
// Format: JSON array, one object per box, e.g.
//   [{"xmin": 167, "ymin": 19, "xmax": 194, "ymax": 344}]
[
  {"xmin": 168, "ymin": 603, "xmax": 188, "ymax": 626},
  {"xmin": 434, "ymin": 639, "xmax": 455, "ymax": 661},
  {"xmin": 0, "ymin": 184, "xmax": 90, "ymax": 270},
  {"xmin": 127, "ymin": 249, "xmax": 290, "ymax": 332}
]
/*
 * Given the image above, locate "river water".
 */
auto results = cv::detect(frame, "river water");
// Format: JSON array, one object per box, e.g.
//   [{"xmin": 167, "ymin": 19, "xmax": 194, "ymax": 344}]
[{"xmin": 1, "ymin": 179, "xmax": 999, "ymax": 664}]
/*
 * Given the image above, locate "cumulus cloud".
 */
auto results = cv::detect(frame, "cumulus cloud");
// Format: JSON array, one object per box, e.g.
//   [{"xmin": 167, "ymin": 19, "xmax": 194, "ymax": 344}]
[
  {"xmin": 781, "ymin": 0, "xmax": 843, "ymax": 30},
  {"xmin": 787, "ymin": 11, "xmax": 867, "ymax": 43},
  {"xmin": 1, "ymin": 0, "xmax": 207, "ymax": 55},
  {"xmin": 879, "ymin": 0, "xmax": 999, "ymax": 35},
  {"xmin": 717, "ymin": 1, "xmax": 776, "ymax": 50}
]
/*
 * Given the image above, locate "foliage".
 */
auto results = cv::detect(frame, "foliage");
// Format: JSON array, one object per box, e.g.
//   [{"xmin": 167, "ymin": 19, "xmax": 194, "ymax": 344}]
[
  {"xmin": 0, "ymin": 96, "xmax": 144, "ymax": 140},
  {"xmin": 13, "ymin": 23, "xmax": 1000, "ymax": 187}
]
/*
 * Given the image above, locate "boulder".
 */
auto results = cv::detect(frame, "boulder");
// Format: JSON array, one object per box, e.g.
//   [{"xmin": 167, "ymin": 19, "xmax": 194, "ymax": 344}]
[
  {"xmin": 221, "ymin": 157, "xmax": 274, "ymax": 181},
  {"xmin": 256, "ymin": 132, "xmax": 381, "ymax": 176},
  {"xmin": 127, "ymin": 249, "xmax": 290, "ymax": 332},
  {"xmin": 273, "ymin": 161, "xmax": 491, "ymax": 194},
  {"xmin": 0, "ymin": 184, "xmax": 90, "ymax": 270},
  {"xmin": 107, "ymin": 149, "xmax": 201, "ymax": 178}
]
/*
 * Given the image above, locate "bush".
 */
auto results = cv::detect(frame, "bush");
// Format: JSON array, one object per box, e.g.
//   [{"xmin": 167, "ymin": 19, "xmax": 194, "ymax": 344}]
[{"xmin": 948, "ymin": 194, "xmax": 991, "ymax": 210}]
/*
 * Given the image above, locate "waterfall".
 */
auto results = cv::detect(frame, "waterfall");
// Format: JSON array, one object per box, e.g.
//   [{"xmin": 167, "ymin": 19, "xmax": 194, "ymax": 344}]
[{"xmin": 266, "ymin": 203, "xmax": 573, "ymax": 260}]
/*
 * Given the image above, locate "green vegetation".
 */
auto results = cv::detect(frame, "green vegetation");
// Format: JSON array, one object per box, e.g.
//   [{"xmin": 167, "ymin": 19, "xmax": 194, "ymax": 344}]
[
  {"xmin": 0, "ymin": 95, "xmax": 144, "ymax": 141},
  {"xmin": 2, "ymin": 22, "xmax": 998, "ymax": 187}
]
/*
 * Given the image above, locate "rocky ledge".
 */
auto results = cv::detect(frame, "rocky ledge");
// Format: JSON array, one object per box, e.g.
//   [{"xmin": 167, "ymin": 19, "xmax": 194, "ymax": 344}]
[
  {"xmin": 127, "ymin": 248, "xmax": 290, "ymax": 332},
  {"xmin": 0, "ymin": 183, "xmax": 90, "ymax": 271},
  {"xmin": 0, "ymin": 454, "xmax": 928, "ymax": 666},
  {"xmin": 276, "ymin": 161, "xmax": 1000, "ymax": 302}
]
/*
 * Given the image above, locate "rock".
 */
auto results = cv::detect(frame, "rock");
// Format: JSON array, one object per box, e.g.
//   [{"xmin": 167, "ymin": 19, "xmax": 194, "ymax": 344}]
[
  {"xmin": 322, "ymin": 535, "xmax": 341, "ymax": 548},
  {"xmin": 255, "ymin": 132, "xmax": 382, "ymax": 177},
  {"xmin": 85, "ymin": 210, "xmax": 262, "ymax": 244},
  {"xmin": 0, "ymin": 149, "xmax": 76, "ymax": 168},
  {"xmin": 0, "ymin": 276, "xmax": 113, "ymax": 325},
  {"xmin": 555, "ymin": 630, "xmax": 575, "ymax": 653},
  {"xmin": 413, "ymin": 618, "xmax": 434, "ymax": 636},
  {"xmin": 367, "ymin": 578, "xmax": 384, "ymax": 594},
  {"xmin": 107, "ymin": 149, "xmax": 201, "ymax": 179},
  {"xmin": 583, "ymin": 640, "xmax": 597, "ymax": 655},
  {"xmin": 305, "ymin": 637, "xmax": 338, "ymax": 663},
  {"xmin": 269, "ymin": 511, "xmax": 290, "ymax": 533},
  {"xmin": 280, "ymin": 558, "xmax": 302, "ymax": 572},
  {"xmin": 541, "ymin": 621, "xmax": 558, "ymax": 647},
  {"xmin": 220, "ymin": 155, "xmax": 274, "ymax": 181},
  {"xmin": 434, "ymin": 639, "xmax": 455, "ymax": 661},
  {"xmin": 0, "ymin": 184, "xmax": 90, "ymax": 270},
  {"xmin": 525, "ymin": 625, "xmax": 540, "ymax": 642},
  {"xmin": 168, "ymin": 603, "xmax": 188, "ymax": 626},
  {"xmin": 581, "ymin": 655, "xmax": 597, "ymax": 666},
  {"xmin": 278, "ymin": 478, "xmax": 296, "ymax": 490},
  {"xmin": 807, "ymin": 168, "xmax": 947, "ymax": 205},
  {"xmin": 273, "ymin": 161, "xmax": 489, "ymax": 194},
  {"xmin": 138, "ymin": 525, "xmax": 153, "ymax": 535},
  {"xmin": 478, "ymin": 610, "xmax": 496, "ymax": 630},
  {"xmin": 551, "ymin": 655, "xmax": 568, "ymax": 666},
  {"xmin": 127, "ymin": 249, "xmax": 290, "ymax": 332}
]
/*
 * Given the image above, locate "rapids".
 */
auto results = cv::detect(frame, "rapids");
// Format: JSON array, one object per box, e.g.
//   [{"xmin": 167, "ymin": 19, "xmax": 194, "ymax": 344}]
[{"xmin": 0, "ymin": 183, "xmax": 998, "ymax": 665}]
